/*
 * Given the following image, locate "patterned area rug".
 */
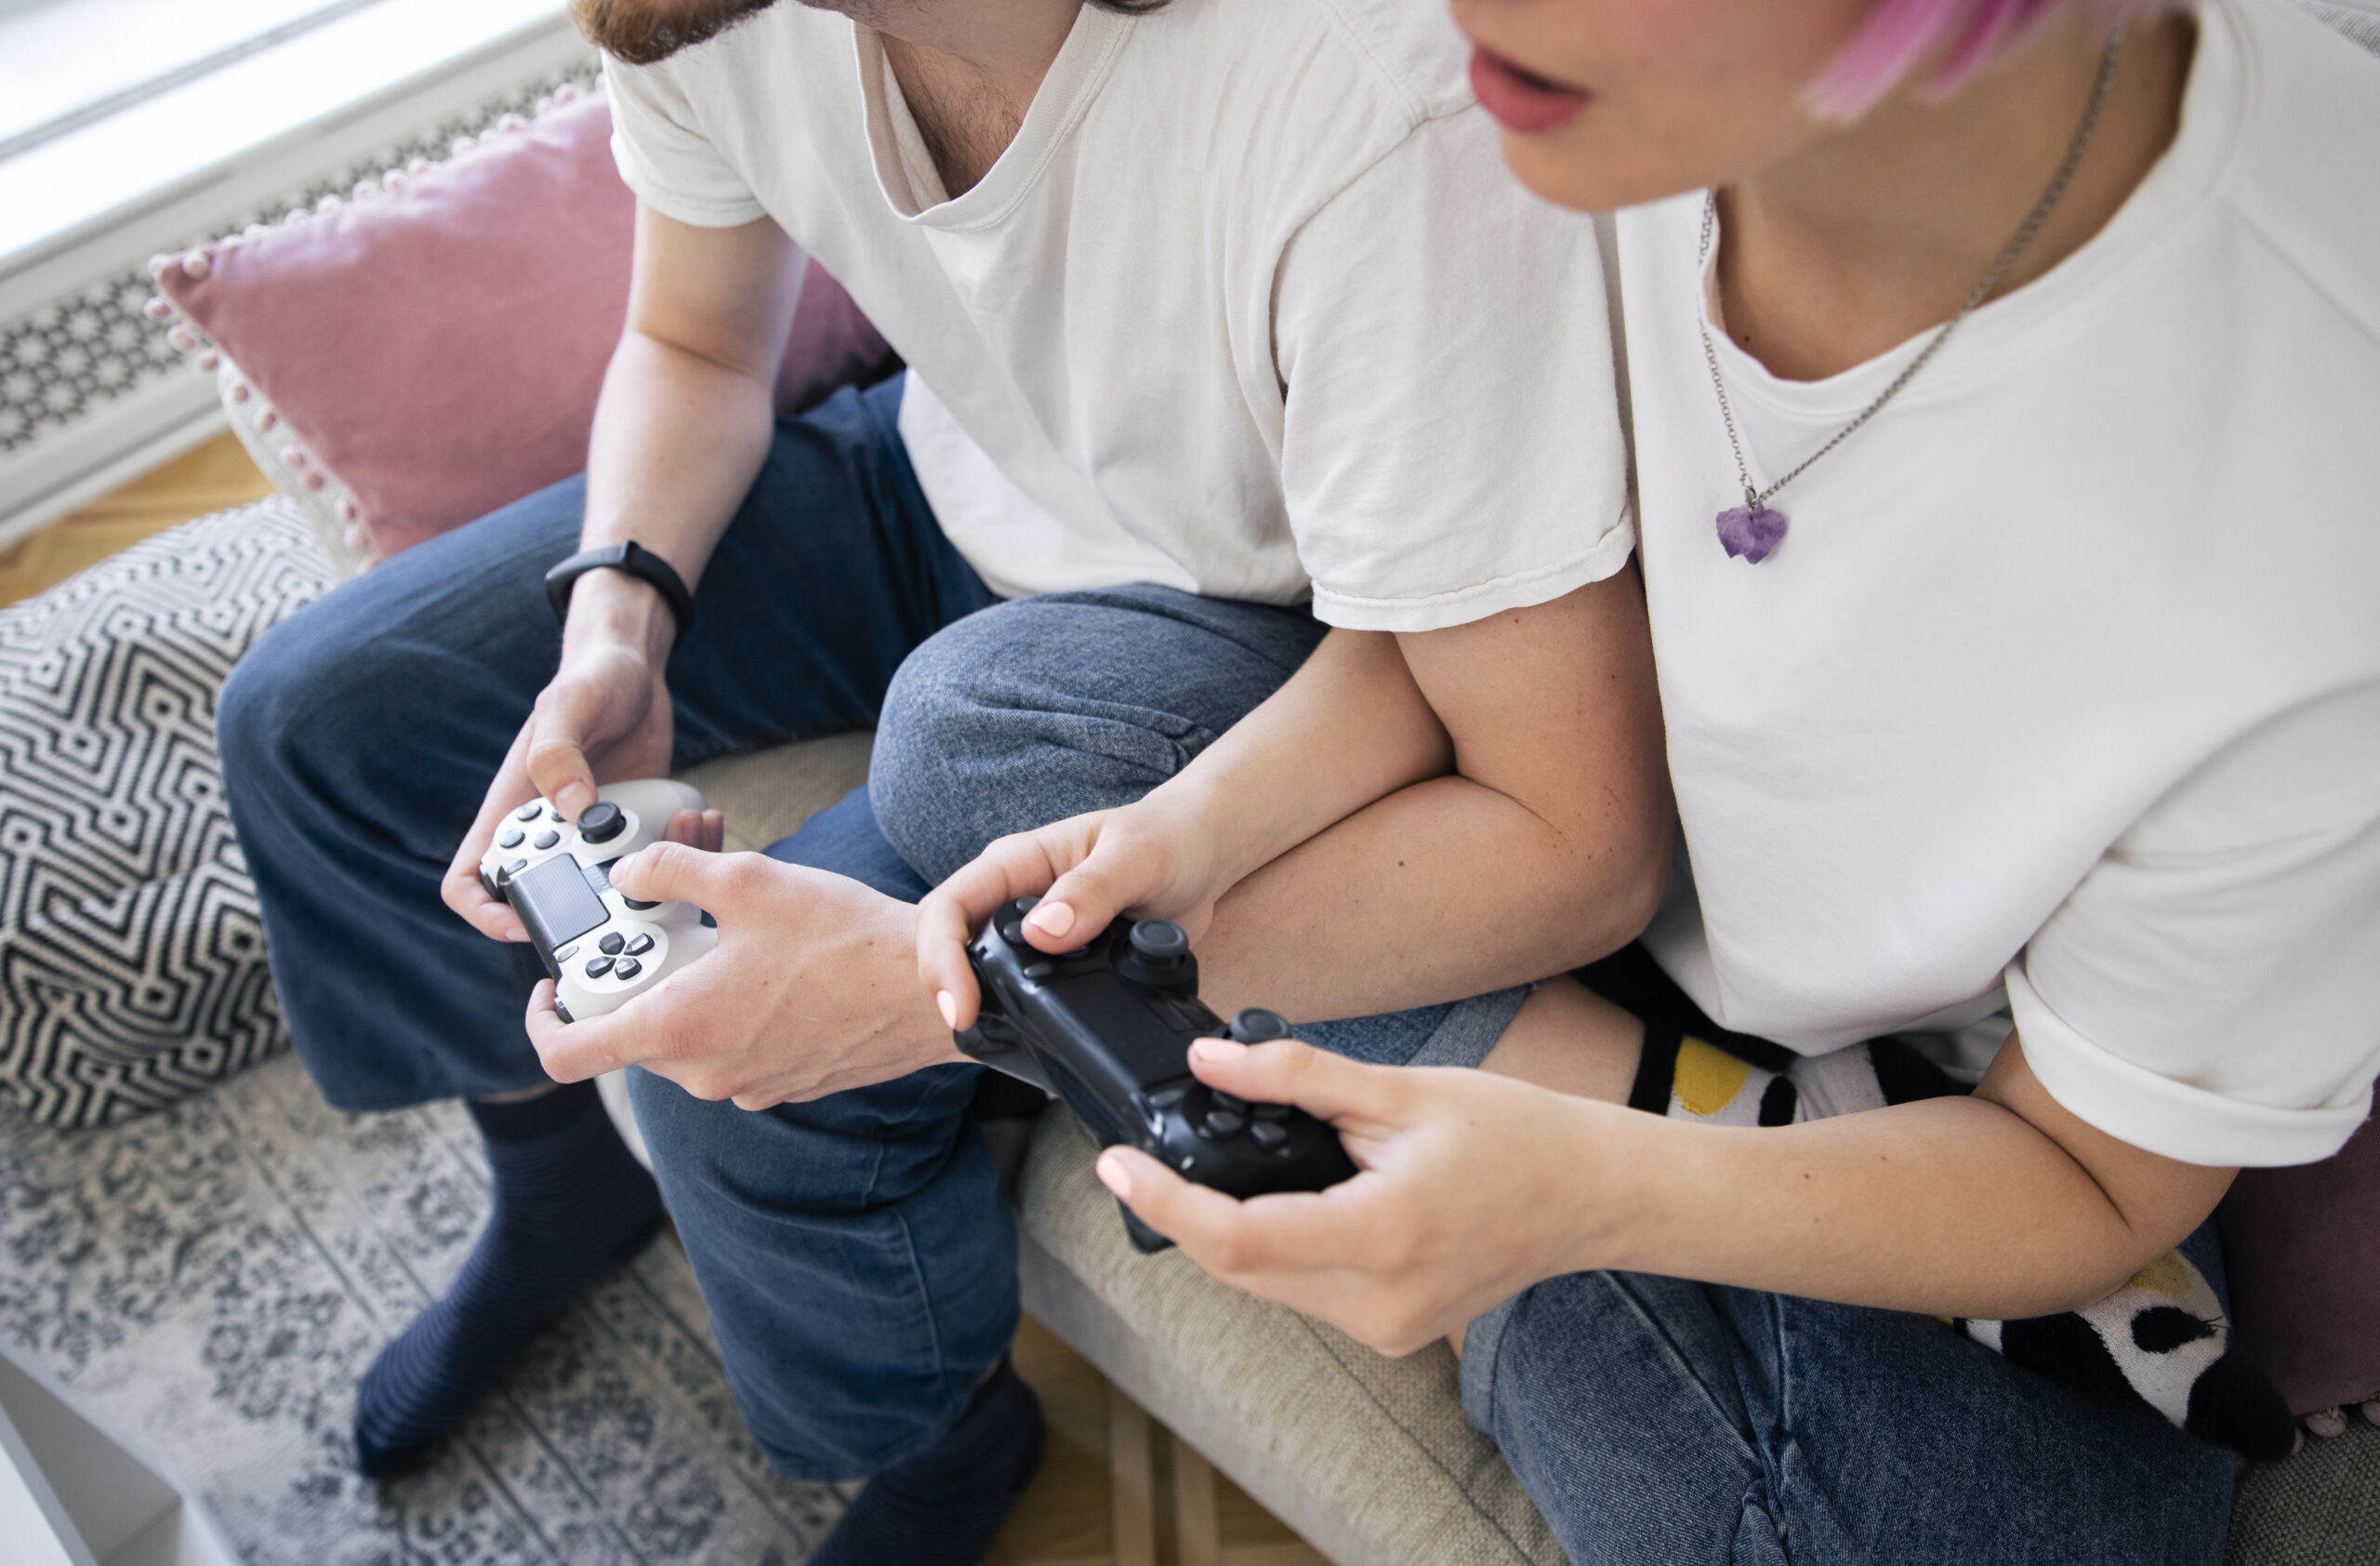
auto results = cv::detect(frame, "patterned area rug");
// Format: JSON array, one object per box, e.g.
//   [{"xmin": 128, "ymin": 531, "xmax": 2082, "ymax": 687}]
[{"xmin": 0, "ymin": 1051, "xmax": 843, "ymax": 1564}]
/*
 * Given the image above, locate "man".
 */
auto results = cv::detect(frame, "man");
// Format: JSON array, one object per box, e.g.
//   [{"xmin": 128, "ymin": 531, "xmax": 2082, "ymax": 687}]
[{"xmin": 215, "ymin": 0, "xmax": 1667, "ymax": 1559}]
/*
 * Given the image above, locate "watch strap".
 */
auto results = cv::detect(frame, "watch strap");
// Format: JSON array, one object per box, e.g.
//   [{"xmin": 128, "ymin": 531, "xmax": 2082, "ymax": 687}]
[{"xmin": 544, "ymin": 541, "xmax": 694, "ymax": 646}]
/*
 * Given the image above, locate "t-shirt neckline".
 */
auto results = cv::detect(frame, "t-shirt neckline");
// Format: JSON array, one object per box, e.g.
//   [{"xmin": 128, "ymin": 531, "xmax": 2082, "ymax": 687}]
[
  {"xmin": 852, "ymin": 6, "xmax": 1136, "ymax": 232},
  {"xmin": 1695, "ymin": 1, "xmax": 2241, "ymax": 421}
]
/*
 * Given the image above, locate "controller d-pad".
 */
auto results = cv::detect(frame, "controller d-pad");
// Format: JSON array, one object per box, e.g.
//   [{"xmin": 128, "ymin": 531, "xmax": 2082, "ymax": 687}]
[
  {"xmin": 1146, "ymin": 1085, "xmax": 1186, "ymax": 1110},
  {"xmin": 599, "ymin": 932, "xmax": 625, "ymax": 955},
  {"xmin": 998, "ymin": 919, "xmax": 1027, "ymax": 948},
  {"xmin": 585, "ymin": 955, "xmax": 614, "ymax": 978},
  {"xmin": 514, "ymin": 802, "xmax": 543, "ymax": 822},
  {"xmin": 1210, "ymin": 1091, "xmax": 1247, "ymax": 1115},
  {"xmin": 1022, "ymin": 961, "xmax": 1053, "ymax": 979},
  {"xmin": 1199, "ymin": 1108, "xmax": 1247, "ymax": 1139},
  {"xmin": 504, "ymin": 858, "xmax": 528, "ymax": 877},
  {"xmin": 497, "ymin": 828, "xmax": 524, "ymax": 849},
  {"xmin": 614, "ymin": 957, "xmax": 642, "ymax": 980},
  {"xmin": 624, "ymin": 933, "xmax": 654, "ymax": 957},
  {"xmin": 1252, "ymin": 1102, "xmax": 1290, "ymax": 1121},
  {"xmin": 1248, "ymin": 1120, "xmax": 1289, "ymax": 1150},
  {"xmin": 556, "ymin": 944, "xmax": 580, "ymax": 962},
  {"xmin": 533, "ymin": 829, "xmax": 560, "ymax": 850}
]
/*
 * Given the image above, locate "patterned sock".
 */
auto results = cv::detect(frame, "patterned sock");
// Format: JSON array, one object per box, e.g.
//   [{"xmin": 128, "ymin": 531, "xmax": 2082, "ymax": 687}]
[
  {"xmin": 1631, "ymin": 1031, "xmax": 2295, "ymax": 1459},
  {"xmin": 811, "ymin": 1356, "xmax": 1047, "ymax": 1566},
  {"xmin": 352, "ymin": 1079, "xmax": 664, "ymax": 1478}
]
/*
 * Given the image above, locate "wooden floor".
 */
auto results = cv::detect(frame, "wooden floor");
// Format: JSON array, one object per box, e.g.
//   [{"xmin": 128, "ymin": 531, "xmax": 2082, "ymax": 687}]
[
  {"xmin": 1, "ymin": 431, "xmax": 1331, "ymax": 1566},
  {"xmin": 0, "ymin": 432, "xmax": 277, "ymax": 605}
]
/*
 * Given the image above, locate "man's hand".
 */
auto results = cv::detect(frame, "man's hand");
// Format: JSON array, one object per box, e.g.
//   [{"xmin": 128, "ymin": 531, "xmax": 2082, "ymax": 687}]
[
  {"xmin": 916, "ymin": 795, "xmax": 1233, "ymax": 1029},
  {"xmin": 1094, "ymin": 1036, "xmax": 1601, "ymax": 1357},
  {"xmin": 524, "ymin": 842, "xmax": 966, "ymax": 1108},
  {"xmin": 442, "ymin": 572, "xmax": 720, "ymax": 942}
]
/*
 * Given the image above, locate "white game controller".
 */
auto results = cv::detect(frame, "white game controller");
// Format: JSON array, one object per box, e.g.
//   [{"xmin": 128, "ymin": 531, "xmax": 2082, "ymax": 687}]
[{"xmin": 477, "ymin": 778, "xmax": 716, "ymax": 1022}]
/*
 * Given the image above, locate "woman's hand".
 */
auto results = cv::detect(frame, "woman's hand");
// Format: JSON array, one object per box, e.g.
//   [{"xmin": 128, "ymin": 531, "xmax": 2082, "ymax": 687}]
[
  {"xmin": 1093, "ymin": 1035, "xmax": 1620, "ymax": 1357},
  {"xmin": 915, "ymin": 792, "xmax": 1237, "ymax": 1029}
]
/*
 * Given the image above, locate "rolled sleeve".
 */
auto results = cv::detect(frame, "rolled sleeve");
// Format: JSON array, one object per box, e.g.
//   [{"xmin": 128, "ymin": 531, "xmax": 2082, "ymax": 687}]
[
  {"xmin": 602, "ymin": 55, "xmax": 770, "ymax": 228},
  {"xmin": 2009, "ymin": 683, "xmax": 2380, "ymax": 1167},
  {"xmin": 1274, "ymin": 112, "xmax": 1632, "ymax": 632}
]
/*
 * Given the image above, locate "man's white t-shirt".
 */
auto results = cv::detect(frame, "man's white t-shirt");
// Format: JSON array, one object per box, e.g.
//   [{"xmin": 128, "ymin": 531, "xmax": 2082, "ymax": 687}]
[
  {"xmin": 1621, "ymin": 0, "xmax": 2380, "ymax": 1167},
  {"xmin": 602, "ymin": 0, "xmax": 1632, "ymax": 630}
]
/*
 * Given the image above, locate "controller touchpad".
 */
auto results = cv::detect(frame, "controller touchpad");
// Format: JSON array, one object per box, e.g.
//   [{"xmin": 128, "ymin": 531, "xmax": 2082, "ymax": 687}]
[{"xmin": 511, "ymin": 855, "xmax": 610, "ymax": 953}]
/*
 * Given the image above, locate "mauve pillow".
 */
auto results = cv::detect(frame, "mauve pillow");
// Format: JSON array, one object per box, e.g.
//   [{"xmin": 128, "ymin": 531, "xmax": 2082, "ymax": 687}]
[
  {"xmin": 152, "ymin": 89, "xmax": 894, "ymax": 564},
  {"xmin": 2218, "ymin": 1090, "xmax": 2380, "ymax": 1418}
]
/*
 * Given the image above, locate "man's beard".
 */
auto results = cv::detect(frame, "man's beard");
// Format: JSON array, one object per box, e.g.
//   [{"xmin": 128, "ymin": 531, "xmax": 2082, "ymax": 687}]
[{"xmin": 569, "ymin": 0, "xmax": 783, "ymax": 64}]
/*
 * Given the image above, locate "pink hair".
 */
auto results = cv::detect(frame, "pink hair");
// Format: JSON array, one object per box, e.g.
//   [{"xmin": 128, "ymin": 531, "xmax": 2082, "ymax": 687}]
[{"xmin": 1807, "ymin": 0, "xmax": 2184, "ymax": 120}]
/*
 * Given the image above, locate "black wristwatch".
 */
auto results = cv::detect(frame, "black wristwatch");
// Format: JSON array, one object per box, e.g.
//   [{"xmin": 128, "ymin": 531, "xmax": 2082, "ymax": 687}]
[{"xmin": 544, "ymin": 541, "xmax": 694, "ymax": 646}]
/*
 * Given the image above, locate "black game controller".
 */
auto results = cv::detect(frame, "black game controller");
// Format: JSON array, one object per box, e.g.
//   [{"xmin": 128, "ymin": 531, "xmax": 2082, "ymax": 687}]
[{"xmin": 954, "ymin": 897, "xmax": 1358, "ymax": 1253}]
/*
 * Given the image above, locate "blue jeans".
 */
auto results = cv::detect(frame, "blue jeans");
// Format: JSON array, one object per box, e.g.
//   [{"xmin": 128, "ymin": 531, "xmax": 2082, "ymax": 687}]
[
  {"xmin": 217, "ymin": 373, "xmax": 1522, "ymax": 1478},
  {"xmin": 1461, "ymin": 1190, "xmax": 2236, "ymax": 1566}
]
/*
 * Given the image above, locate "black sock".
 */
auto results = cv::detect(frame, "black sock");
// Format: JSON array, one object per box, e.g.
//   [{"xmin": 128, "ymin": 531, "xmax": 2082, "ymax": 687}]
[
  {"xmin": 812, "ymin": 1357, "xmax": 1047, "ymax": 1566},
  {"xmin": 352, "ymin": 1079, "xmax": 664, "ymax": 1478}
]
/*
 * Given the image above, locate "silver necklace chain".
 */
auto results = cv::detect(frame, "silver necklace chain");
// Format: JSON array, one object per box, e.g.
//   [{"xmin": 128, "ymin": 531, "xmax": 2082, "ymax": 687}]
[{"xmin": 1697, "ymin": 27, "xmax": 2127, "ymax": 515}]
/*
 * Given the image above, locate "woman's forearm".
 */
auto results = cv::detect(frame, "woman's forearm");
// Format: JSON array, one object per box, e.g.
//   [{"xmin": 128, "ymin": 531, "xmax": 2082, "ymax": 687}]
[
  {"xmin": 1570, "ymin": 1045, "xmax": 2235, "ymax": 1319},
  {"xmin": 1154, "ymin": 628, "xmax": 1454, "ymax": 891}
]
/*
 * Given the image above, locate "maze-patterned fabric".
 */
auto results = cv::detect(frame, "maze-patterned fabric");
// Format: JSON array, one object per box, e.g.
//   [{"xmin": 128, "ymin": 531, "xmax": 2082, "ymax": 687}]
[{"xmin": 0, "ymin": 500, "xmax": 333, "ymax": 1126}]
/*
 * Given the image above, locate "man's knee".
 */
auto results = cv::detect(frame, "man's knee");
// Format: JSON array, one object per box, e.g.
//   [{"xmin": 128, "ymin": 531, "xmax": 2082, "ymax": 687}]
[{"xmin": 870, "ymin": 590, "xmax": 1303, "ymax": 883}]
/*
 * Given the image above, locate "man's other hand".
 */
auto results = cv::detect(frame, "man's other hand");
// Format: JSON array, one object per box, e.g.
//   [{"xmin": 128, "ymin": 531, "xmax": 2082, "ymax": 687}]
[{"xmin": 524, "ymin": 843, "xmax": 967, "ymax": 1107}]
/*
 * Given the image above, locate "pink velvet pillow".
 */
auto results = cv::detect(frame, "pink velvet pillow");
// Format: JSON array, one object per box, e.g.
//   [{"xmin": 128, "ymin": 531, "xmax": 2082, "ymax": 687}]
[{"xmin": 151, "ymin": 89, "xmax": 893, "ymax": 564}]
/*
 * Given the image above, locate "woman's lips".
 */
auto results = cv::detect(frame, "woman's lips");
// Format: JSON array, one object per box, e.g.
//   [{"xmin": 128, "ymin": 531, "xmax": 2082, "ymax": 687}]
[{"xmin": 1468, "ymin": 44, "xmax": 1590, "ymax": 133}]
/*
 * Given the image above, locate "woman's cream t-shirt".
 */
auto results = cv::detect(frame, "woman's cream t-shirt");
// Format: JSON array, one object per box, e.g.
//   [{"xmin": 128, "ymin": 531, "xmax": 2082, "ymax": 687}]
[{"xmin": 1622, "ymin": 0, "xmax": 2380, "ymax": 1166}]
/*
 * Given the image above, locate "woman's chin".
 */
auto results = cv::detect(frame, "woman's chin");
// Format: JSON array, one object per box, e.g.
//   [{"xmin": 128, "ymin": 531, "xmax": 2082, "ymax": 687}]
[{"xmin": 1496, "ymin": 133, "xmax": 1656, "ymax": 215}]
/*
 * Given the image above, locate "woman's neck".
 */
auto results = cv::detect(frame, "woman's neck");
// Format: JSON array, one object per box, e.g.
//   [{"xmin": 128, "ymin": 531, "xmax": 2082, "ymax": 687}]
[{"xmin": 1716, "ymin": 12, "xmax": 2194, "ymax": 382}]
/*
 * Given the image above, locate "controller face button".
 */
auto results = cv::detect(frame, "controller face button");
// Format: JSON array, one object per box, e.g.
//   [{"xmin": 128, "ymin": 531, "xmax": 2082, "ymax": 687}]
[
  {"xmin": 614, "ymin": 957, "xmax": 642, "ymax": 980},
  {"xmin": 577, "ymin": 801, "xmax": 627, "ymax": 843},
  {"xmin": 599, "ymin": 932, "xmax": 626, "ymax": 956},
  {"xmin": 998, "ymin": 920, "xmax": 1027, "ymax": 948},
  {"xmin": 585, "ymin": 955, "xmax": 615, "ymax": 978},
  {"xmin": 555, "ymin": 944, "xmax": 580, "ymax": 962},
  {"xmin": 1022, "ymin": 961, "xmax": 1053, "ymax": 979},
  {"xmin": 1146, "ymin": 1086, "xmax": 1186, "ymax": 1110},
  {"xmin": 1200, "ymin": 1108, "xmax": 1247, "ymax": 1139},
  {"xmin": 1252, "ymin": 1102, "xmax": 1291, "ymax": 1121},
  {"xmin": 624, "ymin": 933, "xmax": 654, "ymax": 957},
  {"xmin": 533, "ymin": 830, "xmax": 561, "ymax": 851},
  {"xmin": 514, "ymin": 802, "xmax": 544, "ymax": 822},
  {"xmin": 497, "ymin": 828, "xmax": 525, "ymax": 850},
  {"xmin": 622, "ymin": 896, "xmax": 659, "ymax": 911},
  {"xmin": 548, "ymin": 808, "xmax": 566, "ymax": 824},
  {"xmin": 555, "ymin": 1000, "xmax": 575, "ymax": 1024},
  {"xmin": 1248, "ymin": 1120, "xmax": 1289, "ymax": 1150},
  {"xmin": 1210, "ymin": 1091, "xmax": 1247, "ymax": 1115}
]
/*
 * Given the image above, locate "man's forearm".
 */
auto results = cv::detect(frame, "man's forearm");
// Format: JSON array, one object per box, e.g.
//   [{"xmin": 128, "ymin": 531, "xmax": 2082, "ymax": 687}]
[{"xmin": 577, "ymin": 330, "xmax": 780, "ymax": 589}]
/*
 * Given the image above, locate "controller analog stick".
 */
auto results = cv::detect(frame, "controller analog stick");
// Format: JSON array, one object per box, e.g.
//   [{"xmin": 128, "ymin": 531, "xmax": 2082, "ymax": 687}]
[
  {"xmin": 1224, "ymin": 1007, "xmax": 1292, "ymax": 1043},
  {"xmin": 1129, "ymin": 920, "xmax": 1190, "ymax": 966},
  {"xmin": 577, "ymin": 801, "xmax": 627, "ymax": 844}
]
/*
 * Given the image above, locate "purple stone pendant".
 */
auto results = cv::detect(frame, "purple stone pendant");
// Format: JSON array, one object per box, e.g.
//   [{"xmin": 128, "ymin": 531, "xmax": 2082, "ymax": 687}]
[{"xmin": 1716, "ymin": 504, "xmax": 1788, "ymax": 564}]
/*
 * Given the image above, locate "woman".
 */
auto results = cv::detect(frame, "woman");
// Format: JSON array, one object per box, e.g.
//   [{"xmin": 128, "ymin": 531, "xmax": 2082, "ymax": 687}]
[{"xmin": 913, "ymin": 0, "xmax": 2380, "ymax": 1558}]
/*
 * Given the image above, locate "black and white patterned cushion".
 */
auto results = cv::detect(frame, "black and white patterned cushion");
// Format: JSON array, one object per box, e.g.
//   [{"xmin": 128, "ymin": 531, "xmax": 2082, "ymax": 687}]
[{"xmin": 0, "ymin": 499, "xmax": 334, "ymax": 1126}]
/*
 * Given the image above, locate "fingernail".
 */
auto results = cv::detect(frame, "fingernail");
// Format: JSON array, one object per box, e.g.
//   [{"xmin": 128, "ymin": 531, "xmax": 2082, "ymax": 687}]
[
  {"xmin": 1025, "ymin": 901, "xmax": 1075, "ymax": 938},
  {"xmin": 1192, "ymin": 1037, "xmax": 1249, "ymax": 1063},
  {"xmin": 1096, "ymin": 1151, "xmax": 1132, "ymax": 1200},
  {"xmin": 936, "ymin": 990, "xmax": 959, "ymax": 1029}
]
